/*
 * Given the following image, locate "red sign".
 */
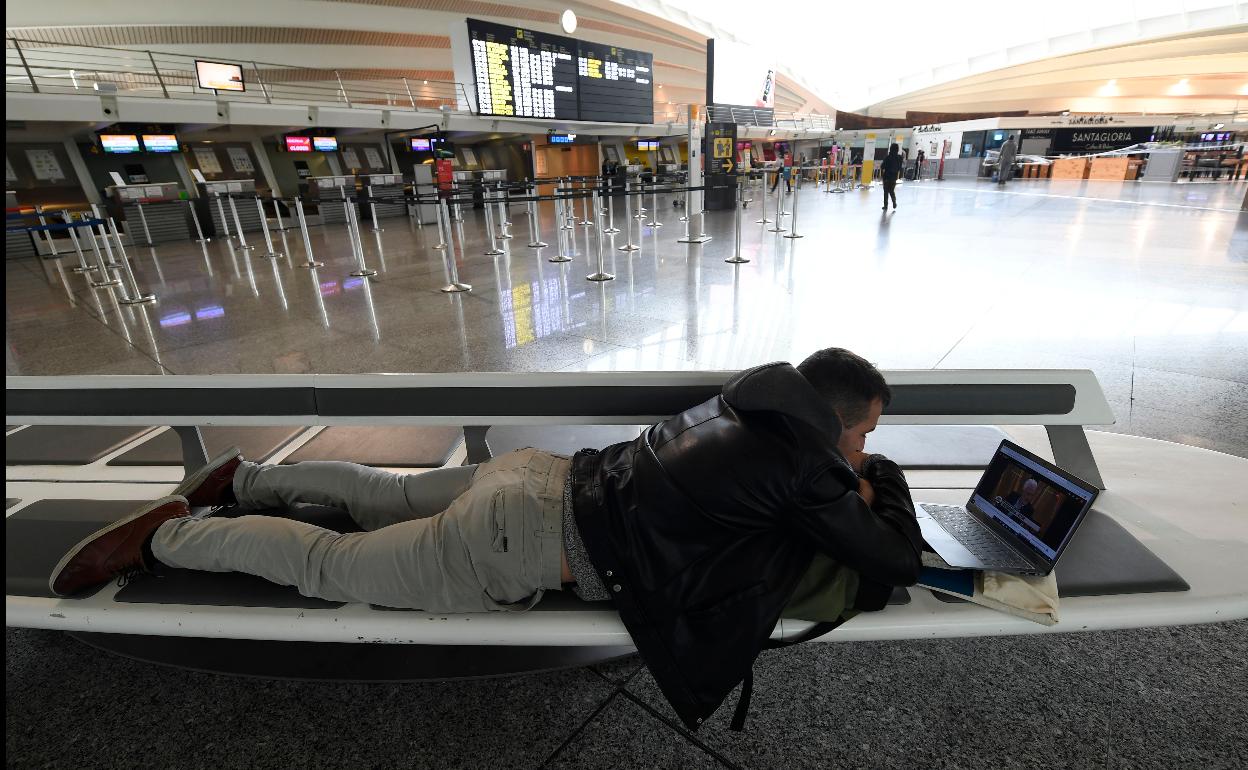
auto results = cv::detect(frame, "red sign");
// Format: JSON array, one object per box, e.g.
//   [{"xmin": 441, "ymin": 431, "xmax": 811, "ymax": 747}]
[
  {"xmin": 435, "ymin": 159, "xmax": 454, "ymax": 191},
  {"xmin": 285, "ymin": 136, "xmax": 312, "ymax": 152}
]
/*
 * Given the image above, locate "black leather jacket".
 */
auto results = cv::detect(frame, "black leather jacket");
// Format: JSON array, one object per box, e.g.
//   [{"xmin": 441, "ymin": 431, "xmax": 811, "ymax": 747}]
[{"xmin": 571, "ymin": 362, "xmax": 923, "ymax": 730}]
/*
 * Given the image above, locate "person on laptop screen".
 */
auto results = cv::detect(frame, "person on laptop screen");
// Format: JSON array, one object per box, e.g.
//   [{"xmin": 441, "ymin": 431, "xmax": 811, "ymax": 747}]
[
  {"xmin": 48, "ymin": 348, "xmax": 924, "ymax": 731},
  {"xmin": 1004, "ymin": 479, "xmax": 1040, "ymax": 518}
]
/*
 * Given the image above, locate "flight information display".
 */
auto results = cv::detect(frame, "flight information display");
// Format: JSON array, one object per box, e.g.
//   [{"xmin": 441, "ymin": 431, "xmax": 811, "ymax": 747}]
[
  {"xmin": 466, "ymin": 19, "xmax": 654, "ymax": 124},
  {"xmin": 468, "ymin": 19, "xmax": 577, "ymax": 119},
  {"xmin": 576, "ymin": 41, "xmax": 653, "ymax": 123}
]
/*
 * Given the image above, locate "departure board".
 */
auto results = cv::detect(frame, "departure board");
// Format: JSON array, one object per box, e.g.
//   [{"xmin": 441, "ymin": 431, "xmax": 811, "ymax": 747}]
[
  {"xmin": 468, "ymin": 19, "xmax": 577, "ymax": 119},
  {"xmin": 466, "ymin": 19, "xmax": 654, "ymax": 124},
  {"xmin": 576, "ymin": 42, "xmax": 653, "ymax": 123}
]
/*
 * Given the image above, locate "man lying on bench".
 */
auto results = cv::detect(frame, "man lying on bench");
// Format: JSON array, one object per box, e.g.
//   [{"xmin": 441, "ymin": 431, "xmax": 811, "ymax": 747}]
[{"xmin": 49, "ymin": 347, "xmax": 924, "ymax": 730}]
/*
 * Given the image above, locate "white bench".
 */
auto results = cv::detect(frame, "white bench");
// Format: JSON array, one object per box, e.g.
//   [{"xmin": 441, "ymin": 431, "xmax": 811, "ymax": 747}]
[{"xmin": 7, "ymin": 369, "xmax": 1244, "ymax": 648}]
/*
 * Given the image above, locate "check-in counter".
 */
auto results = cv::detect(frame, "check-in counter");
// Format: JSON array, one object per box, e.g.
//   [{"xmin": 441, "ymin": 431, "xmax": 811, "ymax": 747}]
[
  {"xmin": 107, "ymin": 182, "xmax": 193, "ymax": 245},
  {"xmin": 308, "ymin": 175, "xmax": 358, "ymax": 224},
  {"xmin": 197, "ymin": 179, "xmax": 260, "ymax": 238},
  {"xmin": 1051, "ymin": 157, "xmax": 1090, "ymax": 180},
  {"xmin": 359, "ymin": 173, "xmax": 406, "ymax": 222}
]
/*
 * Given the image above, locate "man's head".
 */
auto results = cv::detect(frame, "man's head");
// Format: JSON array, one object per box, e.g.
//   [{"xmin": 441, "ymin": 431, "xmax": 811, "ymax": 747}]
[
  {"xmin": 796, "ymin": 348, "xmax": 891, "ymax": 461},
  {"xmin": 1020, "ymin": 479, "xmax": 1040, "ymax": 504}
]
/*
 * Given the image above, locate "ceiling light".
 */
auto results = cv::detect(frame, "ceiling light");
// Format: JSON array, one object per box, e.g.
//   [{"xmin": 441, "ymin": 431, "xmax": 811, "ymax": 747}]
[
  {"xmin": 1213, "ymin": 123, "xmax": 1225, "ymax": 130},
  {"xmin": 423, "ymin": 80, "xmax": 428, "ymax": 85},
  {"xmin": 1107, "ymin": 79, "xmax": 1116, "ymax": 86},
  {"xmin": 561, "ymin": 9, "xmax": 577, "ymax": 35}
]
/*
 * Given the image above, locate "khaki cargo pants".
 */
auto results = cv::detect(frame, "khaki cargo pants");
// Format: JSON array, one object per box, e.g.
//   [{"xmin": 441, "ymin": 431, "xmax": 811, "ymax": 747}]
[{"xmin": 152, "ymin": 448, "xmax": 569, "ymax": 612}]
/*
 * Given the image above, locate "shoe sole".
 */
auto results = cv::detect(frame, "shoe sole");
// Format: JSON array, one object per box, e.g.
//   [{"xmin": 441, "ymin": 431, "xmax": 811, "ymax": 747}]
[
  {"xmin": 48, "ymin": 494, "xmax": 188, "ymax": 597},
  {"xmin": 172, "ymin": 445, "xmax": 243, "ymax": 502}
]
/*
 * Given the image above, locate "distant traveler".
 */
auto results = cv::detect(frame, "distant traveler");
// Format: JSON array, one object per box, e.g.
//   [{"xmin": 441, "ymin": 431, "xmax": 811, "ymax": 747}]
[
  {"xmin": 770, "ymin": 152, "xmax": 792, "ymax": 193},
  {"xmin": 880, "ymin": 143, "xmax": 903, "ymax": 211},
  {"xmin": 997, "ymin": 135, "xmax": 1017, "ymax": 186},
  {"xmin": 915, "ymin": 149, "xmax": 926, "ymax": 181},
  {"xmin": 50, "ymin": 348, "xmax": 922, "ymax": 732}
]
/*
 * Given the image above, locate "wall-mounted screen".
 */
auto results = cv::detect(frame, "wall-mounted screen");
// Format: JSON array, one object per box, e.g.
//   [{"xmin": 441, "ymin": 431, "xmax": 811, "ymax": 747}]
[
  {"xmin": 466, "ymin": 18, "xmax": 653, "ymax": 124},
  {"xmin": 140, "ymin": 134, "xmax": 179, "ymax": 153},
  {"xmin": 548, "ymin": 133, "xmax": 576, "ymax": 144},
  {"xmin": 410, "ymin": 138, "xmax": 432, "ymax": 151},
  {"xmin": 100, "ymin": 134, "xmax": 141, "ymax": 154},
  {"xmin": 285, "ymin": 136, "xmax": 312, "ymax": 152},
  {"xmin": 576, "ymin": 41, "xmax": 653, "ymax": 123},
  {"xmin": 195, "ymin": 60, "xmax": 245, "ymax": 92},
  {"xmin": 468, "ymin": 18, "xmax": 577, "ymax": 119},
  {"xmin": 312, "ymin": 136, "xmax": 339, "ymax": 151},
  {"xmin": 637, "ymin": 140, "xmax": 658, "ymax": 151},
  {"xmin": 708, "ymin": 39, "xmax": 774, "ymax": 109}
]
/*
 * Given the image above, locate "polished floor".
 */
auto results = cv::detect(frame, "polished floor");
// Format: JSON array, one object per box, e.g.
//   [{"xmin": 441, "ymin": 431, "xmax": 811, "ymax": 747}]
[
  {"xmin": 6, "ymin": 178, "xmax": 1248, "ymax": 770},
  {"xmin": 7, "ymin": 177, "xmax": 1248, "ymax": 457}
]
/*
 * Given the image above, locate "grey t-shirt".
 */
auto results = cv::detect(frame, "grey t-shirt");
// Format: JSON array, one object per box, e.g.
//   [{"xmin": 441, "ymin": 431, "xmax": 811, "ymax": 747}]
[{"xmin": 562, "ymin": 474, "xmax": 611, "ymax": 601}]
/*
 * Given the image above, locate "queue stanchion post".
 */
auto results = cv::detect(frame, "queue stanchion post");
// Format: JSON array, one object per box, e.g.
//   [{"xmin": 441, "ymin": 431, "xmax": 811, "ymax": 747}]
[
  {"xmin": 645, "ymin": 182, "xmax": 662, "ymax": 227},
  {"xmin": 768, "ymin": 175, "xmax": 787, "ymax": 232},
  {"xmin": 134, "ymin": 201, "xmax": 154, "ymax": 246},
  {"xmin": 187, "ymin": 199, "xmax": 210, "ymax": 243},
  {"xmin": 438, "ymin": 198, "xmax": 471, "ymax": 293},
  {"xmin": 254, "ymin": 196, "xmax": 282, "ymax": 259},
  {"xmin": 676, "ymin": 183, "xmax": 712, "ymax": 244},
  {"xmin": 106, "ymin": 216, "xmax": 157, "ymax": 304},
  {"xmin": 88, "ymin": 204, "xmax": 121, "ymax": 268},
  {"xmin": 559, "ymin": 180, "xmax": 574, "ymax": 230},
  {"xmin": 227, "ymin": 195, "xmax": 253, "ymax": 250},
  {"xmin": 85, "ymin": 219, "xmax": 122, "ymax": 288},
  {"xmin": 34, "ymin": 205, "xmax": 61, "ymax": 259},
  {"xmin": 757, "ymin": 170, "xmax": 773, "ymax": 223},
  {"xmin": 549, "ymin": 189, "xmax": 573, "ymax": 263},
  {"xmin": 367, "ymin": 185, "xmax": 383, "ymax": 232},
  {"xmin": 496, "ymin": 184, "xmax": 513, "ymax": 239},
  {"xmin": 578, "ymin": 180, "xmax": 592, "ymax": 226},
  {"xmin": 431, "ymin": 191, "xmax": 449, "ymax": 250},
  {"xmin": 783, "ymin": 181, "xmax": 804, "ymax": 239},
  {"xmin": 346, "ymin": 193, "xmax": 377, "ymax": 277},
  {"xmin": 726, "ymin": 178, "xmax": 750, "ymax": 264},
  {"xmin": 604, "ymin": 183, "xmax": 620, "ymax": 233},
  {"xmin": 482, "ymin": 188, "xmax": 505, "ymax": 256},
  {"xmin": 527, "ymin": 195, "xmax": 548, "ymax": 248},
  {"xmin": 293, "ymin": 196, "xmax": 324, "ymax": 269},
  {"xmin": 586, "ymin": 190, "xmax": 614, "ymax": 282},
  {"xmin": 213, "ymin": 193, "xmax": 233, "ymax": 248},
  {"xmin": 271, "ymin": 197, "xmax": 289, "ymax": 232},
  {"xmin": 62, "ymin": 211, "xmax": 94, "ymax": 274},
  {"xmin": 618, "ymin": 182, "xmax": 639, "ymax": 252}
]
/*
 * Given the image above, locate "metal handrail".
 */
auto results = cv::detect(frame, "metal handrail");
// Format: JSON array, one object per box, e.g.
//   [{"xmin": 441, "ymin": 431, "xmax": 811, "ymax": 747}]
[
  {"xmin": 6, "ymin": 37, "xmax": 843, "ymax": 129},
  {"xmin": 5, "ymin": 36, "xmax": 473, "ymax": 114}
]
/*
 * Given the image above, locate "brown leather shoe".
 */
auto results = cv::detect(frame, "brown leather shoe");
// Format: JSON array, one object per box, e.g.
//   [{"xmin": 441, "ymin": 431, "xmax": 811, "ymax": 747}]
[
  {"xmin": 173, "ymin": 446, "xmax": 243, "ymax": 507},
  {"xmin": 49, "ymin": 495, "xmax": 190, "ymax": 597}
]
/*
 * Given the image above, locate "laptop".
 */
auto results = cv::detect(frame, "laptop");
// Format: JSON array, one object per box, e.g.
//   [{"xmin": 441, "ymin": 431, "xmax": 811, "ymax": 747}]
[{"xmin": 914, "ymin": 439, "xmax": 1099, "ymax": 576}]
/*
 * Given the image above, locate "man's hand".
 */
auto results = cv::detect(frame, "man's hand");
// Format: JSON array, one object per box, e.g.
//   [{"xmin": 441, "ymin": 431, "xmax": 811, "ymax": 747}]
[
  {"xmin": 844, "ymin": 448, "xmax": 869, "ymax": 475},
  {"xmin": 858, "ymin": 477, "xmax": 876, "ymax": 508}
]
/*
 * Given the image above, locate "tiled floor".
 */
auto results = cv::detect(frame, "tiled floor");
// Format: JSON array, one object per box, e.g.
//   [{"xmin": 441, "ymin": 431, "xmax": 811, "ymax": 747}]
[
  {"xmin": 8, "ymin": 177, "xmax": 1246, "ymax": 455},
  {"xmin": 6, "ymin": 178, "xmax": 1247, "ymax": 769}
]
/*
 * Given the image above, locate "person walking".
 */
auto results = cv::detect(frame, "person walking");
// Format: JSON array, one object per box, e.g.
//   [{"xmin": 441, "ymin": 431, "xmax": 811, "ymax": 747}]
[
  {"xmin": 880, "ymin": 143, "xmax": 903, "ymax": 211},
  {"xmin": 997, "ymin": 135, "xmax": 1017, "ymax": 186}
]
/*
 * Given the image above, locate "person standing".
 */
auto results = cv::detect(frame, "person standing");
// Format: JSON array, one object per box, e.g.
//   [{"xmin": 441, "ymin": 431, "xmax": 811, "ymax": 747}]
[
  {"xmin": 997, "ymin": 135, "xmax": 1017, "ymax": 186},
  {"xmin": 880, "ymin": 143, "xmax": 903, "ymax": 211},
  {"xmin": 915, "ymin": 149, "xmax": 926, "ymax": 181}
]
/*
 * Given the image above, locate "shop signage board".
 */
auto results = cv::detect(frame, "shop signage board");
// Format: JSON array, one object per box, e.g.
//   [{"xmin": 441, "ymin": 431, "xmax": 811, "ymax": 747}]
[{"xmin": 1051, "ymin": 127, "xmax": 1152, "ymax": 152}]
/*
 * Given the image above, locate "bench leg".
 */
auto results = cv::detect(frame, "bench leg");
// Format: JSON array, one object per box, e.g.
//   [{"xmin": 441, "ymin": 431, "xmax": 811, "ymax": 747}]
[
  {"xmin": 1045, "ymin": 425, "xmax": 1105, "ymax": 490},
  {"xmin": 172, "ymin": 425, "xmax": 210, "ymax": 477},
  {"xmin": 462, "ymin": 426, "xmax": 493, "ymax": 465}
]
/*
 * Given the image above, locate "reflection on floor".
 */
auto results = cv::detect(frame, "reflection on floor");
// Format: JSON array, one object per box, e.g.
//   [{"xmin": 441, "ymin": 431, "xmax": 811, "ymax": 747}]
[
  {"xmin": 8, "ymin": 178, "xmax": 1245, "ymax": 457},
  {"xmin": 5, "ymin": 178, "xmax": 1247, "ymax": 768}
]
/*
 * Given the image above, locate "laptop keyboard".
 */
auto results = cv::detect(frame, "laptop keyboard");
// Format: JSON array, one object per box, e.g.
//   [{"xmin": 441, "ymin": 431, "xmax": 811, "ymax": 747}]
[{"xmin": 922, "ymin": 504, "xmax": 1031, "ymax": 569}]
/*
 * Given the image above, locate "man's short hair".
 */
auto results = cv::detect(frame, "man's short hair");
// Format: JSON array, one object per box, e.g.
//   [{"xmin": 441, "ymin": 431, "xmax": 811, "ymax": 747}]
[{"xmin": 796, "ymin": 348, "xmax": 891, "ymax": 427}]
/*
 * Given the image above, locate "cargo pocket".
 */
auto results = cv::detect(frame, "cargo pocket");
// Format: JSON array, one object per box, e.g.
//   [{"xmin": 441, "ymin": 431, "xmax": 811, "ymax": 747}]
[{"xmin": 489, "ymin": 488, "xmax": 509, "ymax": 553}]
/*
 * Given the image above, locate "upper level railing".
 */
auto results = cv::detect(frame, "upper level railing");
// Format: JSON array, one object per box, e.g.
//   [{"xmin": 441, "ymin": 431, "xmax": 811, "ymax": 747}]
[
  {"xmin": 5, "ymin": 37, "xmax": 472, "ymax": 114},
  {"xmin": 6, "ymin": 37, "xmax": 839, "ymax": 131}
]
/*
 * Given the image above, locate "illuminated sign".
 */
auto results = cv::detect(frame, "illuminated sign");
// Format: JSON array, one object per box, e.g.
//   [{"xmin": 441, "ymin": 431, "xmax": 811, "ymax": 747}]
[
  {"xmin": 195, "ymin": 60, "xmax": 245, "ymax": 92},
  {"xmin": 285, "ymin": 136, "xmax": 312, "ymax": 152},
  {"xmin": 100, "ymin": 134, "xmax": 141, "ymax": 154}
]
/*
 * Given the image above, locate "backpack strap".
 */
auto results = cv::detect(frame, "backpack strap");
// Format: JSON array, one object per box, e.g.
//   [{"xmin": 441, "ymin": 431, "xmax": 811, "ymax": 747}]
[{"xmin": 730, "ymin": 618, "xmax": 848, "ymax": 731}]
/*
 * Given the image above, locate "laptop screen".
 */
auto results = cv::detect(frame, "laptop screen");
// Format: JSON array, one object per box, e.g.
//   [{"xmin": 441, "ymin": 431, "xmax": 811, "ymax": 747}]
[{"xmin": 970, "ymin": 441, "xmax": 1096, "ymax": 563}]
